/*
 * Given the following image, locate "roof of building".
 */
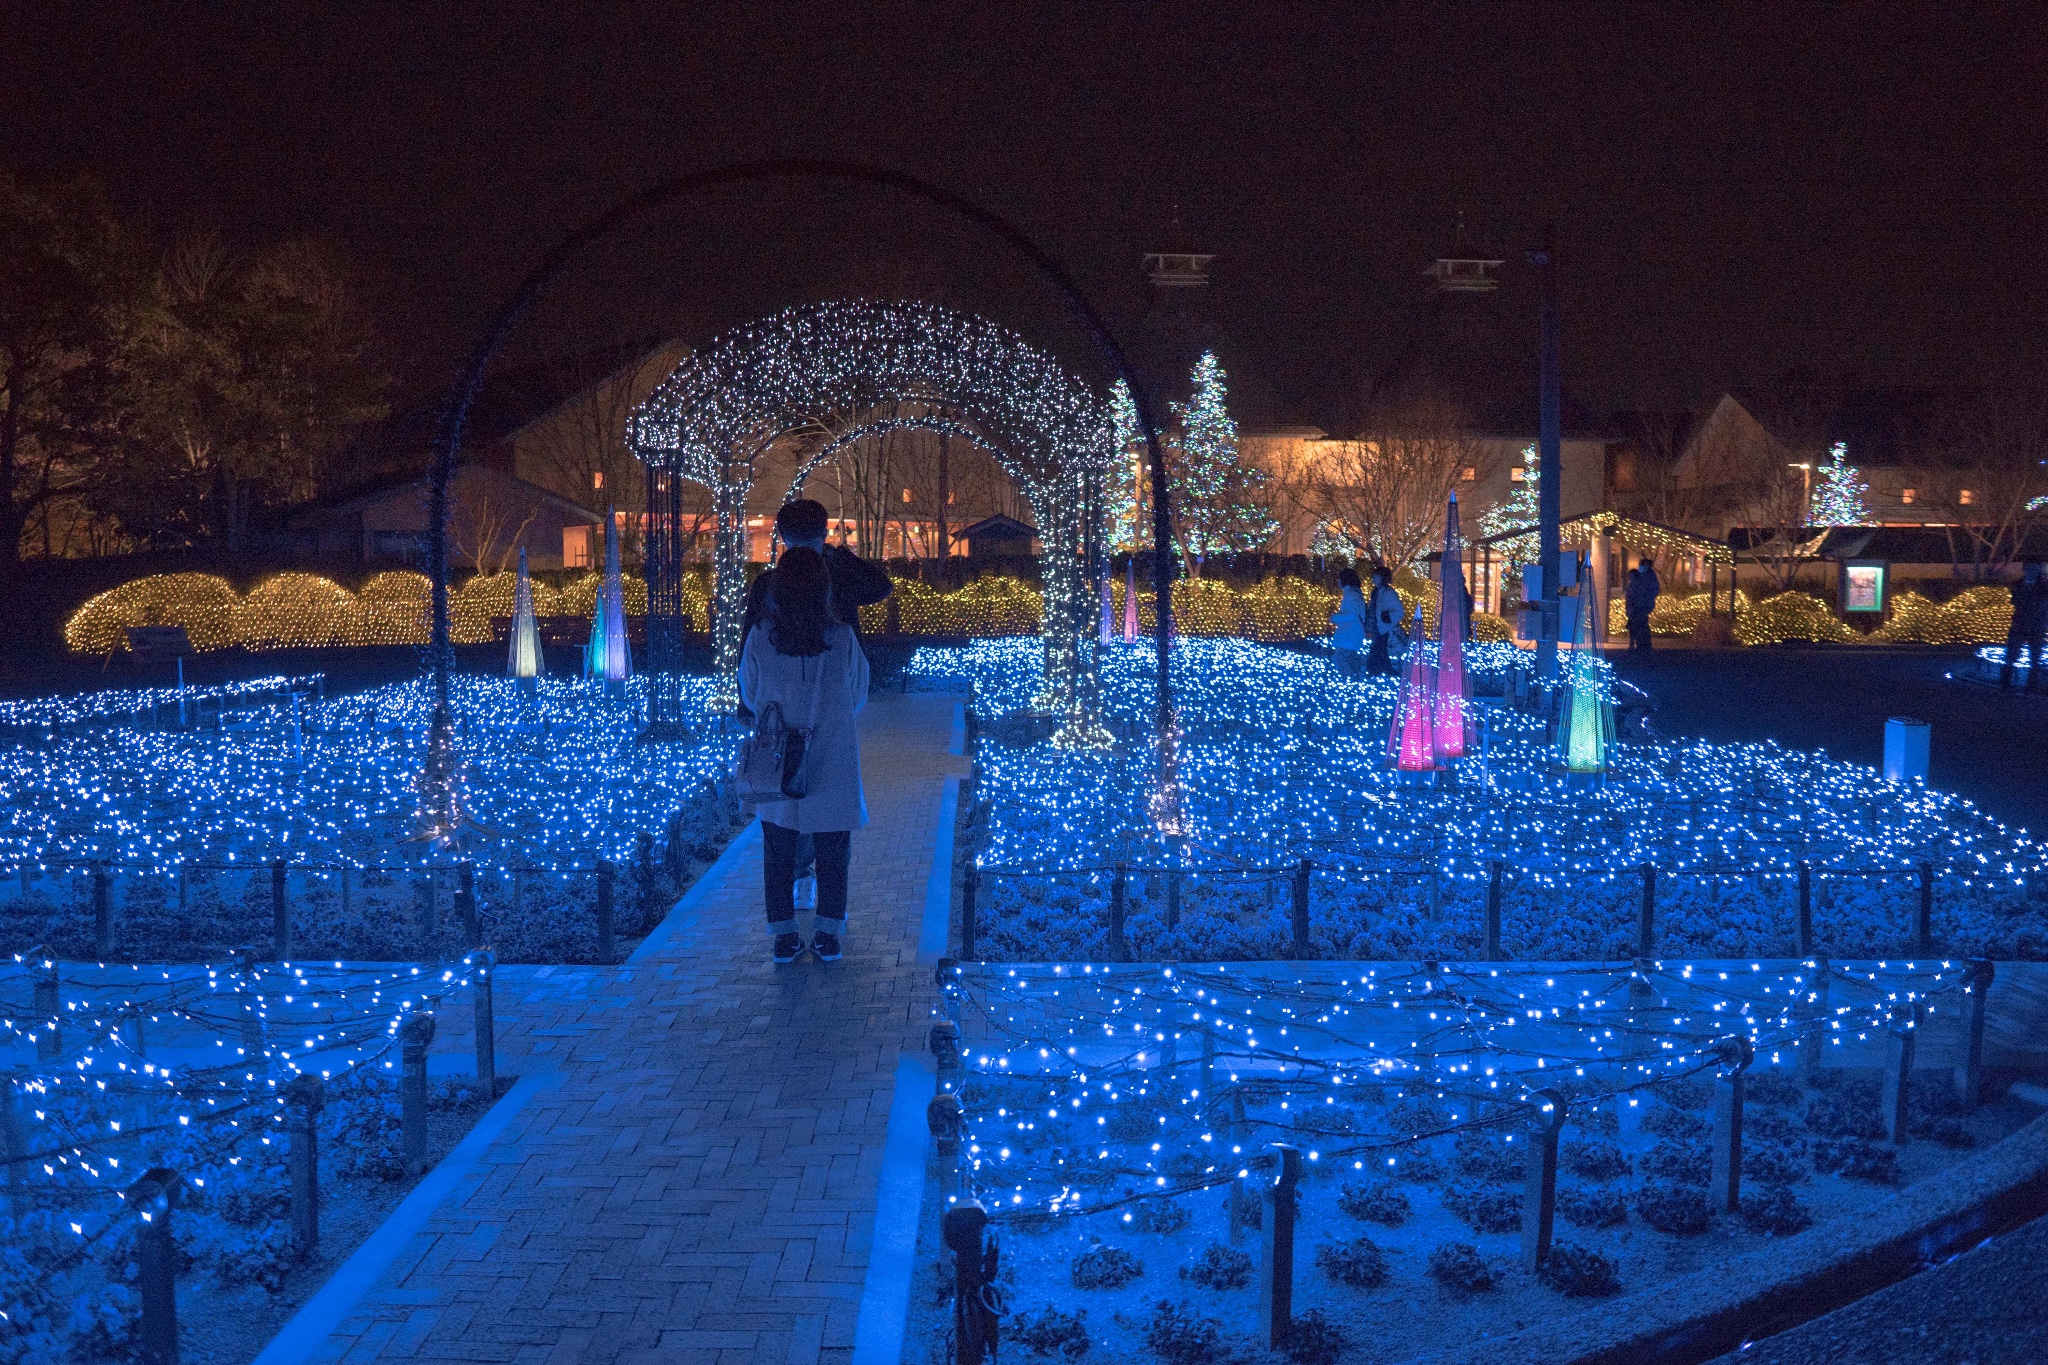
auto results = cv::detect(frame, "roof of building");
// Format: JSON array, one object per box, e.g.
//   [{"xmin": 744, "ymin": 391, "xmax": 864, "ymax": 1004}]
[
  {"xmin": 954, "ymin": 513, "xmax": 1039, "ymax": 541},
  {"xmin": 289, "ymin": 465, "xmax": 603, "ymax": 528}
]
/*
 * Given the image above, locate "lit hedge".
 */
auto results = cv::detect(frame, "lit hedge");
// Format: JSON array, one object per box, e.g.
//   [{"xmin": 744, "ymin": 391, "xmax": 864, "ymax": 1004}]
[
  {"xmin": 66, "ymin": 569, "xmax": 2020, "ymax": 654},
  {"xmin": 65, "ymin": 573, "xmax": 241, "ymax": 655}
]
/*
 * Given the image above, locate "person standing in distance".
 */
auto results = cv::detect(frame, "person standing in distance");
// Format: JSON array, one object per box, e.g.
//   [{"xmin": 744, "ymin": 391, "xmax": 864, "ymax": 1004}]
[
  {"xmin": 740, "ymin": 546, "xmax": 871, "ymax": 964},
  {"xmin": 740, "ymin": 500, "xmax": 894, "ymax": 912},
  {"xmin": 1329, "ymin": 567, "xmax": 1369, "ymax": 680}
]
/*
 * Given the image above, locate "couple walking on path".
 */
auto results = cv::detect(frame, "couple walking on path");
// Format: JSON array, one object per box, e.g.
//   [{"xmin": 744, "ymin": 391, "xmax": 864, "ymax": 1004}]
[{"xmin": 737, "ymin": 497, "xmax": 894, "ymax": 964}]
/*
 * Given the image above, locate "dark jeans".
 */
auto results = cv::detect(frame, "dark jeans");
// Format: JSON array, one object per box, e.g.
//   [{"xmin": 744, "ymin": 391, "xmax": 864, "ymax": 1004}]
[
  {"xmin": 1627, "ymin": 614, "xmax": 1653, "ymax": 651},
  {"xmin": 763, "ymin": 821, "xmax": 849, "ymax": 929},
  {"xmin": 2002, "ymin": 624, "xmax": 2045, "ymax": 687},
  {"xmin": 1366, "ymin": 631, "xmax": 1392, "ymax": 675},
  {"xmin": 1335, "ymin": 648, "xmax": 1362, "ymax": 680}
]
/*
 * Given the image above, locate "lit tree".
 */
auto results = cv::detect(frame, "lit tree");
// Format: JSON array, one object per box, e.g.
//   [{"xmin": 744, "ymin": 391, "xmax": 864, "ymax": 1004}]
[
  {"xmin": 1808, "ymin": 442, "xmax": 1869, "ymax": 527},
  {"xmin": 1106, "ymin": 379, "xmax": 1145, "ymax": 553},
  {"xmin": 1479, "ymin": 446, "xmax": 1542, "ymax": 566},
  {"xmin": 1169, "ymin": 351, "xmax": 1276, "ymax": 570}
]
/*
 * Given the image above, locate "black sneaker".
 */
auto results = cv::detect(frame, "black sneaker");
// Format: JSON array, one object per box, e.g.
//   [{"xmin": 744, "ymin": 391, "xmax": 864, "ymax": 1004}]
[
  {"xmin": 772, "ymin": 932, "xmax": 804, "ymax": 964},
  {"xmin": 811, "ymin": 929, "xmax": 843, "ymax": 963}
]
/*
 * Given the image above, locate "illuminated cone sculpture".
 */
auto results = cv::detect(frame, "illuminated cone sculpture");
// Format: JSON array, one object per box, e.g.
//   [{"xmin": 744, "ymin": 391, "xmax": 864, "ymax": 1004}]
[
  {"xmin": 585, "ymin": 511, "xmax": 633, "ymax": 691},
  {"xmin": 1122, "ymin": 559, "xmax": 1139, "ymax": 643},
  {"xmin": 1557, "ymin": 584, "xmax": 1613, "ymax": 775},
  {"xmin": 1387, "ymin": 603, "xmax": 1438, "ymax": 771},
  {"xmin": 1099, "ymin": 573, "xmax": 1114, "ymax": 645},
  {"xmin": 1432, "ymin": 492, "xmax": 1471, "ymax": 762},
  {"xmin": 509, "ymin": 547, "xmax": 544, "ymax": 691}
]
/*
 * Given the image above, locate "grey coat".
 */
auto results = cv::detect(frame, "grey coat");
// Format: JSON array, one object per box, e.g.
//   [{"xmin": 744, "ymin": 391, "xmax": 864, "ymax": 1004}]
[{"xmin": 739, "ymin": 622, "xmax": 871, "ymax": 833}]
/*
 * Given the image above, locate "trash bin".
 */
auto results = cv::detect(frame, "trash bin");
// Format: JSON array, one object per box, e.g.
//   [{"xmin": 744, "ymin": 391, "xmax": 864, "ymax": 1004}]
[{"xmin": 1883, "ymin": 717, "xmax": 1929, "ymax": 783}]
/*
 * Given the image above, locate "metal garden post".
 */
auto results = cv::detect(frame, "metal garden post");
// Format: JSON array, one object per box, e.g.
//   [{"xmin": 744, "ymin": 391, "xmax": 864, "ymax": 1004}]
[
  {"xmin": 1797, "ymin": 862, "xmax": 1813, "ymax": 958},
  {"xmin": 287, "ymin": 1073, "xmax": 324, "ymax": 1255},
  {"xmin": 130, "ymin": 1167, "xmax": 182, "ymax": 1365},
  {"xmin": 943, "ymin": 1203, "xmax": 997, "ymax": 1364},
  {"xmin": 1637, "ymin": 864, "xmax": 1657, "ymax": 957},
  {"xmin": 473, "ymin": 948, "xmax": 497, "ymax": 1099},
  {"xmin": 1260, "ymin": 1145, "xmax": 1301, "ymax": 1350},
  {"xmin": 1916, "ymin": 862, "xmax": 1934, "ymax": 955},
  {"xmin": 1485, "ymin": 860, "xmax": 1504, "ymax": 961},
  {"xmin": 402, "ymin": 1011, "xmax": 436, "ymax": 1175},
  {"xmin": 456, "ymin": 863, "xmax": 479, "ymax": 948},
  {"xmin": 1961, "ymin": 958, "xmax": 1994, "ymax": 1108},
  {"xmin": 93, "ymin": 866, "xmax": 112, "ymax": 958},
  {"xmin": 1522, "ymin": 1089, "xmax": 1566, "ymax": 1269},
  {"xmin": 1883, "ymin": 1002, "xmax": 1919, "ymax": 1145},
  {"xmin": 1108, "ymin": 863, "xmax": 1129, "ymax": 963},
  {"xmin": 1290, "ymin": 859, "xmax": 1312, "ymax": 958},
  {"xmin": 271, "ymin": 859, "xmax": 290, "ymax": 959},
  {"xmin": 1709, "ymin": 1037, "xmax": 1752, "ymax": 1213},
  {"xmin": 34, "ymin": 957, "xmax": 60, "ymax": 1062},
  {"xmin": 596, "ymin": 861, "xmax": 617, "ymax": 962}
]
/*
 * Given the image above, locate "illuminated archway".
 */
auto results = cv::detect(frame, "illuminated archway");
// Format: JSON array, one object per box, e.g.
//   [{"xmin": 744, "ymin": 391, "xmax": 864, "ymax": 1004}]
[{"xmin": 628, "ymin": 299, "xmax": 1111, "ymax": 740}]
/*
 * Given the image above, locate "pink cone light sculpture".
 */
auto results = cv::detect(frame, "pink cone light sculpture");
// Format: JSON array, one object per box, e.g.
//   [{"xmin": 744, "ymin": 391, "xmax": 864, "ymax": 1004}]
[
  {"xmin": 1387, "ymin": 603, "xmax": 1438, "ymax": 771},
  {"xmin": 1432, "ymin": 492, "xmax": 1470, "ymax": 761}
]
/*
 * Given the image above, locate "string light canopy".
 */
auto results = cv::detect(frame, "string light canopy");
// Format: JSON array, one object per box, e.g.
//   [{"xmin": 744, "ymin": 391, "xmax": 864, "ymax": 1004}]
[{"xmin": 628, "ymin": 299, "xmax": 1114, "ymax": 736}]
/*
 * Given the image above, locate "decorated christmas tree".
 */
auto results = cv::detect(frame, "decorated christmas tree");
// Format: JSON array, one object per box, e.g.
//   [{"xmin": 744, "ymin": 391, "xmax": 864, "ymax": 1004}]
[
  {"xmin": 1809, "ymin": 442, "xmax": 1870, "ymax": 527},
  {"xmin": 1170, "ymin": 352, "xmax": 1278, "ymax": 566},
  {"xmin": 1478, "ymin": 446, "xmax": 1542, "ymax": 567},
  {"xmin": 1106, "ymin": 379, "xmax": 1147, "ymax": 554}
]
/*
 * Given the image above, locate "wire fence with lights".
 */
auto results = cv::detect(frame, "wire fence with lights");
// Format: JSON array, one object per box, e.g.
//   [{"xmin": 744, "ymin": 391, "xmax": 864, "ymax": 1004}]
[
  {"xmin": 0, "ymin": 944, "xmax": 502, "ymax": 1361},
  {"xmin": 920, "ymin": 953, "xmax": 1999, "ymax": 1356}
]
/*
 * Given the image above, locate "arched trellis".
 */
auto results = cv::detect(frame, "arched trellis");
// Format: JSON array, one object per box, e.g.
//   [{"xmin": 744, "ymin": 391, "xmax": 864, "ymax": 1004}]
[
  {"xmin": 422, "ymin": 161, "xmax": 1180, "ymax": 846},
  {"xmin": 628, "ymin": 299, "xmax": 1112, "ymax": 741},
  {"xmin": 780, "ymin": 411, "xmax": 984, "ymax": 512}
]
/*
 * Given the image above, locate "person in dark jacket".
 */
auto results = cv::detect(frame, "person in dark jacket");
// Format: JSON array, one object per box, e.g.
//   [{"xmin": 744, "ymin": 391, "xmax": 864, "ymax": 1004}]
[
  {"xmin": 739, "ymin": 498, "xmax": 893, "ymax": 909},
  {"xmin": 2002, "ymin": 560, "xmax": 2047, "ymax": 689},
  {"xmin": 1366, "ymin": 566, "xmax": 1403, "ymax": 675},
  {"xmin": 741, "ymin": 499, "xmax": 894, "ymax": 645},
  {"xmin": 1623, "ymin": 558, "xmax": 1660, "ymax": 651}
]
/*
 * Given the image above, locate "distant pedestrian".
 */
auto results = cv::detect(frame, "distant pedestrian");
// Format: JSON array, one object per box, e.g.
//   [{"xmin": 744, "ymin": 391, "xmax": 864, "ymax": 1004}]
[
  {"xmin": 1329, "ymin": 568, "xmax": 1368, "ymax": 679},
  {"xmin": 1623, "ymin": 557, "xmax": 1661, "ymax": 652},
  {"xmin": 739, "ymin": 546, "xmax": 871, "ymax": 966},
  {"xmin": 1367, "ymin": 566, "xmax": 1404, "ymax": 675},
  {"xmin": 2002, "ymin": 560, "xmax": 2047, "ymax": 689}
]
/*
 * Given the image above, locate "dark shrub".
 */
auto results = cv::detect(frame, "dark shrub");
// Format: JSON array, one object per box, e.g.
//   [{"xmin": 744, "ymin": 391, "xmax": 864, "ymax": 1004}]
[
  {"xmin": 1285, "ymin": 1309, "xmax": 1348, "ymax": 1365},
  {"xmin": 1453, "ymin": 1131, "xmax": 1524, "ymax": 1181},
  {"xmin": 1179, "ymin": 1241, "xmax": 1253, "ymax": 1291},
  {"xmin": 1389, "ymin": 1147, "xmax": 1445, "ymax": 1183},
  {"xmin": 1144, "ymin": 1300, "xmax": 1221, "ymax": 1365},
  {"xmin": 1009, "ymin": 1304, "xmax": 1092, "ymax": 1358},
  {"xmin": 1561, "ymin": 1139, "xmax": 1631, "ymax": 1181},
  {"xmin": 1636, "ymin": 1180, "xmax": 1714, "ymax": 1234},
  {"xmin": 1109, "ymin": 1106, "xmax": 1162, "ymax": 1141},
  {"xmin": 1557, "ymin": 1183, "xmax": 1629, "ymax": 1229},
  {"xmin": 1125, "ymin": 1195, "xmax": 1192, "ymax": 1234},
  {"xmin": 1316, "ymin": 1236, "xmax": 1391, "ymax": 1288},
  {"xmin": 1742, "ymin": 1141, "xmax": 1807, "ymax": 1188},
  {"xmin": 1428, "ymin": 1241, "xmax": 1504, "ymax": 1291},
  {"xmin": 1538, "ymin": 1242, "xmax": 1623, "ymax": 1297},
  {"xmin": 1071, "ymin": 1243, "xmax": 1143, "ymax": 1290},
  {"xmin": 1162, "ymin": 1152, "xmax": 1209, "ymax": 1180},
  {"xmin": 1639, "ymin": 1103, "xmax": 1708, "ymax": 1140},
  {"xmin": 1747, "ymin": 1106, "xmax": 1800, "ymax": 1143},
  {"xmin": 1660, "ymin": 1078, "xmax": 1714, "ymax": 1110},
  {"xmin": 1740, "ymin": 1185, "xmax": 1815, "ymax": 1236},
  {"xmin": 1389, "ymin": 1096, "xmax": 1452, "ymax": 1133},
  {"xmin": 1746, "ymin": 1073, "xmax": 1804, "ymax": 1108},
  {"xmin": 1813, "ymin": 1137, "xmax": 1901, "ymax": 1184},
  {"xmin": 1643, "ymin": 1137, "xmax": 1712, "ymax": 1185},
  {"xmin": 1442, "ymin": 1180, "xmax": 1522, "ymax": 1233},
  {"xmin": 1914, "ymin": 1114, "xmax": 1974, "ymax": 1148},
  {"xmin": 1565, "ymin": 1104, "xmax": 1620, "ymax": 1136},
  {"xmin": 1337, "ymin": 1179, "xmax": 1410, "ymax": 1227},
  {"xmin": 1805, "ymin": 1087, "xmax": 1884, "ymax": 1140}
]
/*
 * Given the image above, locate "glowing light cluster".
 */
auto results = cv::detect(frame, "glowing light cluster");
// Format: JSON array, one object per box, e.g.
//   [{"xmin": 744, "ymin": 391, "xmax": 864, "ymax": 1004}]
[
  {"xmin": 1616, "ymin": 587, "xmax": 2014, "ymax": 646},
  {"xmin": 67, "ymin": 569, "xmax": 688, "ymax": 655},
  {"xmin": 913, "ymin": 638, "xmax": 2045, "ymax": 962},
  {"xmin": 0, "ymin": 950, "xmax": 485, "ymax": 1356},
  {"xmin": 0, "ymin": 675, "xmax": 734, "ymax": 874},
  {"xmin": 933, "ymin": 956, "xmax": 1971, "ymax": 1229}
]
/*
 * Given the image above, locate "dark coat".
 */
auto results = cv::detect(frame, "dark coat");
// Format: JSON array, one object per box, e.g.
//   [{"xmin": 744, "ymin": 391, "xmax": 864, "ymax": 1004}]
[
  {"xmin": 741, "ymin": 545, "xmax": 894, "ymax": 644},
  {"xmin": 2012, "ymin": 579, "xmax": 2048, "ymax": 637},
  {"xmin": 1623, "ymin": 567, "xmax": 1661, "ymax": 618}
]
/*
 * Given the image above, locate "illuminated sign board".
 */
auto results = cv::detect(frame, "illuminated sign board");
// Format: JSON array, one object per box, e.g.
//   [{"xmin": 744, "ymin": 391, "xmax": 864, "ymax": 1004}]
[{"xmin": 1842, "ymin": 560, "xmax": 1887, "ymax": 614}]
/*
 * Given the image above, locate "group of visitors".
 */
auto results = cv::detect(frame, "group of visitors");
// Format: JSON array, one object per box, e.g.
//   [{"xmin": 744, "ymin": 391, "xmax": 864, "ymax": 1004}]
[{"xmin": 1328, "ymin": 565, "xmax": 1409, "ymax": 679}]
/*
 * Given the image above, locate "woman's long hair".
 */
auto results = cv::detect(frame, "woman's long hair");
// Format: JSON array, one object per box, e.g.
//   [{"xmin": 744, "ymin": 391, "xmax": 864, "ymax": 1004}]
[{"xmin": 769, "ymin": 546, "xmax": 833, "ymax": 657}]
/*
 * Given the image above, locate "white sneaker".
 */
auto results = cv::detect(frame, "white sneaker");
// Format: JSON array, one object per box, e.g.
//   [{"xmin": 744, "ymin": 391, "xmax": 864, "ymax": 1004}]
[{"xmin": 794, "ymin": 875, "xmax": 818, "ymax": 911}]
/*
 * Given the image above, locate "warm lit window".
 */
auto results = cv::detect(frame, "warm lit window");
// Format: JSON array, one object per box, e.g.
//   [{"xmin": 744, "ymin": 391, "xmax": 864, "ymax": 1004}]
[
  {"xmin": 1901, "ymin": 488, "xmax": 1916, "ymax": 504},
  {"xmin": 948, "ymin": 491, "xmax": 956, "ymax": 505},
  {"xmin": 1959, "ymin": 489, "xmax": 1975, "ymax": 505},
  {"xmin": 902, "ymin": 488, "xmax": 913, "ymax": 504},
  {"xmin": 1460, "ymin": 466, "xmax": 1477, "ymax": 482},
  {"xmin": 1510, "ymin": 466, "xmax": 1526, "ymax": 483},
  {"xmin": 592, "ymin": 471, "xmax": 604, "ymax": 490}
]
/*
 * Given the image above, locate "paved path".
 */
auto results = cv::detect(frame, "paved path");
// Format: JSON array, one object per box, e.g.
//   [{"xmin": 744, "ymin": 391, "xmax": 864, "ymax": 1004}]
[{"xmin": 313, "ymin": 694, "xmax": 963, "ymax": 1365}]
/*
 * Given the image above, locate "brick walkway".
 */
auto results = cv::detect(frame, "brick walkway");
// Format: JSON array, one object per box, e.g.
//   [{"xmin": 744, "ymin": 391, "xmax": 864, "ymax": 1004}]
[{"xmin": 312, "ymin": 694, "xmax": 962, "ymax": 1364}]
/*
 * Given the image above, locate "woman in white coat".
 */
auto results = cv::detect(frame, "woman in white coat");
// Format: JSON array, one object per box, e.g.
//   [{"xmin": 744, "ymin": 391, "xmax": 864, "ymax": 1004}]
[
  {"xmin": 1329, "ymin": 566, "xmax": 1368, "ymax": 679},
  {"xmin": 739, "ymin": 547, "xmax": 871, "ymax": 964}
]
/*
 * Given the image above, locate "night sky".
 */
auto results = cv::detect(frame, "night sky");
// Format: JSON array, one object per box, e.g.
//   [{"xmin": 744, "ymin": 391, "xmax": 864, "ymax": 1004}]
[{"xmin": 7, "ymin": 2, "xmax": 2045, "ymax": 425}]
